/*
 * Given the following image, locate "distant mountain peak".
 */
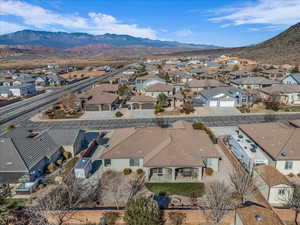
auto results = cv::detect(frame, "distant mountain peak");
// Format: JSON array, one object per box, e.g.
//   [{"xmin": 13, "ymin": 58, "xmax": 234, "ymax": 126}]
[{"xmin": 0, "ymin": 29, "xmax": 219, "ymax": 50}]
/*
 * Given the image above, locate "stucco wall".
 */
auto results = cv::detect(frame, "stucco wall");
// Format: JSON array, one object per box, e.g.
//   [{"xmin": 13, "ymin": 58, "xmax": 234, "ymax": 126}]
[
  {"xmin": 253, "ymin": 170, "xmax": 270, "ymax": 201},
  {"xmin": 269, "ymin": 184, "xmax": 293, "ymax": 205},
  {"xmin": 103, "ymin": 158, "xmax": 144, "ymax": 172},
  {"xmin": 276, "ymin": 160, "xmax": 300, "ymax": 175}
]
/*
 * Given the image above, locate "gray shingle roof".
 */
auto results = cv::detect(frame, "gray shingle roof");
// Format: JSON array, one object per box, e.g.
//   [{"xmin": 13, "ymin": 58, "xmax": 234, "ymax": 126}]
[
  {"xmin": 199, "ymin": 86, "xmax": 246, "ymax": 100},
  {"xmin": 1, "ymin": 128, "xmax": 61, "ymax": 170},
  {"xmin": 289, "ymin": 73, "xmax": 300, "ymax": 84},
  {"xmin": 0, "ymin": 138, "xmax": 28, "ymax": 173},
  {"xmin": 47, "ymin": 128, "xmax": 83, "ymax": 146}
]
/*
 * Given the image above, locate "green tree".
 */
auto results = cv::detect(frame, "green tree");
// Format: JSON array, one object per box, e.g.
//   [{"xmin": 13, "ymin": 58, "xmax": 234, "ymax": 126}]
[
  {"xmin": 157, "ymin": 93, "xmax": 168, "ymax": 107},
  {"xmin": 291, "ymin": 66, "xmax": 300, "ymax": 73},
  {"xmin": 232, "ymin": 65, "xmax": 239, "ymax": 71},
  {"xmin": 124, "ymin": 197, "xmax": 162, "ymax": 225},
  {"xmin": 0, "ymin": 184, "xmax": 12, "ymax": 225},
  {"xmin": 118, "ymin": 84, "xmax": 129, "ymax": 96}
]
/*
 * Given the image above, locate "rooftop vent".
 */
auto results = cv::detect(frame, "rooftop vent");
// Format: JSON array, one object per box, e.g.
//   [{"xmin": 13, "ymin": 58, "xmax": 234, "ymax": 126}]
[
  {"xmin": 281, "ymin": 152, "xmax": 288, "ymax": 157},
  {"xmin": 255, "ymin": 215, "xmax": 262, "ymax": 221}
]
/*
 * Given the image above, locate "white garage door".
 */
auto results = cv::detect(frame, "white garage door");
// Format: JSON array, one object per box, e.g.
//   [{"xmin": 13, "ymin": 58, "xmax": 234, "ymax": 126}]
[
  {"xmin": 219, "ymin": 100, "xmax": 235, "ymax": 107},
  {"xmin": 209, "ymin": 100, "xmax": 218, "ymax": 107}
]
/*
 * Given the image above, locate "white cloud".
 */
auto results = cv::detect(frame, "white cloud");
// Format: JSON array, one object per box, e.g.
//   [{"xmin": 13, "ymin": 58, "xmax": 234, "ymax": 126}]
[
  {"xmin": 175, "ymin": 29, "xmax": 192, "ymax": 37},
  {"xmin": 0, "ymin": 0, "xmax": 157, "ymax": 38},
  {"xmin": 0, "ymin": 21, "xmax": 27, "ymax": 34},
  {"xmin": 210, "ymin": 0, "xmax": 300, "ymax": 27}
]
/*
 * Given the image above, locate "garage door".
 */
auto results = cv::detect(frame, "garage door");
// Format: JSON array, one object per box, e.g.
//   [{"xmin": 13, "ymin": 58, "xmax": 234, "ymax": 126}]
[
  {"xmin": 141, "ymin": 103, "xmax": 154, "ymax": 109},
  {"xmin": 85, "ymin": 104, "xmax": 100, "ymax": 111},
  {"xmin": 219, "ymin": 100, "xmax": 235, "ymax": 107},
  {"xmin": 209, "ymin": 100, "xmax": 218, "ymax": 107}
]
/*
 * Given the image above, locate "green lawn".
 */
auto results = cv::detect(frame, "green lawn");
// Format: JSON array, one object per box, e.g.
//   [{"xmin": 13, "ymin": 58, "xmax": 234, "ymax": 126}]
[{"xmin": 145, "ymin": 183, "xmax": 205, "ymax": 197}]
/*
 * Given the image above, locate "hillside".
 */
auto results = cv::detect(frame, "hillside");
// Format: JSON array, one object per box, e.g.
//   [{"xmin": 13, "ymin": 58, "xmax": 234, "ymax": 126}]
[
  {"xmin": 0, "ymin": 30, "xmax": 217, "ymax": 49},
  {"xmin": 232, "ymin": 23, "xmax": 300, "ymax": 64}
]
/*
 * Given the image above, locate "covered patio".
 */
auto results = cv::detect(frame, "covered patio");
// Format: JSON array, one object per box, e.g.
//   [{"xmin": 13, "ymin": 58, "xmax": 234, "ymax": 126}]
[{"xmin": 147, "ymin": 167, "xmax": 202, "ymax": 182}]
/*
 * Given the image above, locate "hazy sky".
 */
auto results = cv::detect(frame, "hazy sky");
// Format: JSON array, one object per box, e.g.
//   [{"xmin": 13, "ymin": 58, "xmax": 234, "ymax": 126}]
[{"xmin": 0, "ymin": 0, "xmax": 300, "ymax": 47}]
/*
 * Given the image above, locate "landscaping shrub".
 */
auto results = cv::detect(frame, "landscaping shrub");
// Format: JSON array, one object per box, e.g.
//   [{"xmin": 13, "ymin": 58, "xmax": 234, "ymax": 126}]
[
  {"xmin": 115, "ymin": 111, "xmax": 123, "ymax": 118},
  {"xmin": 155, "ymin": 103, "xmax": 163, "ymax": 114},
  {"xmin": 168, "ymin": 212, "xmax": 186, "ymax": 225},
  {"xmin": 62, "ymin": 151, "xmax": 72, "ymax": 160},
  {"xmin": 192, "ymin": 122, "xmax": 205, "ymax": 130},
  {"xmin": 6, "ymin": 124, "xmax": 16, "ymax": 130},
  {"xmin": 123, "ymin": 168, "xmax": 132, "ymax": 175},
  {"xmin": 103, "ymin": 212, "xmax": 119, "ymax": 225},
  {"xmin": 56, "ymin": 159, "xmax": 63, "ymax": 166},
  {"xmin": 205, "ymin": 168, "xmax": 214, "ymax": 176},
  {"xmin": 288, "ymin": 173, "xmax": 295, "ymax": 177},
  {"xmin": 182, "ymin": 102, "xmax": 195, "ymax": 114},
  {"xmin": 47, "ymin": 163, "xmax": 56, "ymax": 173},
  {"xmin": 136, "ymin": 168, "xmax": 144, "ymax": 175}
]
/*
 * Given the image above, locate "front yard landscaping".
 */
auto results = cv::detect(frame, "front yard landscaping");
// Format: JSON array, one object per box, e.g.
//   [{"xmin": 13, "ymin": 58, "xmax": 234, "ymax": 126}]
[{"xmin": 145, "ymin": 182, "xmax": 205, "ymax": 197}]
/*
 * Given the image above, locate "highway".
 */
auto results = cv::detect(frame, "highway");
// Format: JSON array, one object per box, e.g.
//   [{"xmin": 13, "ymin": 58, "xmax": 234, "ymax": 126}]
[{"xmin": 0, "ymin": 68, "xmax": 126, "ymax": 133}]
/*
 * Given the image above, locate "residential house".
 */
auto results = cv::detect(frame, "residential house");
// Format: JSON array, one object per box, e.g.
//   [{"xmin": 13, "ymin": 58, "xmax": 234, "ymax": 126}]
[
  {"xmin": 127, "ymin": 95, "xmax": 156, "ymax": 110},
  {"xmin": 0, "ymin": 128, "xmax": 63, "ymax": 192},
  {"xmin": 100, "ymin": 121, "xmax": 220, "ymax": 182},
  {"xmin": 228, "ymin": 121, "xmax": 300, "ymax": 175},
  {"xmin": 231, "ymin": 76, "xmax": 279, "ymax": 89},
  {"xmin": 282, "ymin": 73, "xmax": 300, "ymax": 85},
  {"xmin": 187, "ymin": 79, "xmax": 225, "ymax": 92},
  {"xmin": 253, "ymin": 165, "xmax": 294, "ymax": 206},
  {"xmin": 135, "ymin": 74, "xmax": 166, "ymax": 92},
  {"xmin": 235, "ymin": 205, "xmax": 284, "ymax": 225},
  {"xmin": 35, "ymin": 76, "xmax": 48, "ymax": 87},
  {"xmin": 259, "ymin": 84, "xmax": 300, "ymax": 105},
  {"xmin": 144, "ymin": 83, "xmax": 173, "ymax": 98},
  {"xmin": 194, "ymin": 86, "xmax": 251, "ymax": 107},
  {"xmin": 47, "ymin": 129, "xmax": 86, "ymax": 156},
  {"xmin": 123, "ymin": 69, "xmax": 137, "ymax": 76},
  {"xmin": 205, "ymin": 62, "xmax": 222, "ymax": 69},
  {"xmin": 77, "ymin": 88, "xmax": 119, "ymax": 111},
  {"xmin": 47, "ymin": 74, "xmax": 66, "ymax": 86}
]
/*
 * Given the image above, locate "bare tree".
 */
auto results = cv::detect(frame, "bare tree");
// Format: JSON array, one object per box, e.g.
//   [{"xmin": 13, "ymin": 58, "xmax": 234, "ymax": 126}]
[
  {"xmin": 204, "ymin": 182, "xmax": 232, "ymax": 225},
  {"xmin": 102, "ymin": 171, "xmax": 130, "ymax": 209},
  {"xmin": 60, "ymin": 93, "xmax": 76, "ymax": 110},
  {"xmin": 283, "ymin": 185, "xmax": 300, "ymax": 225},
  {"xmin": 230, "ymin": 171, "xmax": 255, "ymax": 206},
  {"xmin": 128, "ymin": 173, "xmax": 145, "ymax": 201}
]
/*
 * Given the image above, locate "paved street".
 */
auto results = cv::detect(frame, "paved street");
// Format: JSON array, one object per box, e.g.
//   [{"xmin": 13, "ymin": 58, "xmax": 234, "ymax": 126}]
[{"xmin": 18, "ymin": 112, "xmax": 300, "ymax": 131}]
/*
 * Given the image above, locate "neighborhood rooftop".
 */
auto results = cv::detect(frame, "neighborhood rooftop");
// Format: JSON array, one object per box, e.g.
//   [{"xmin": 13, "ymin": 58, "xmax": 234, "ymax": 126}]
[
  {"xmin": 239, "ymin": 121, "xmax": 300, "ymax": 160},
  {"xmin": 100, "ymin": 121, "xmax": 219, "ymax": 167}
]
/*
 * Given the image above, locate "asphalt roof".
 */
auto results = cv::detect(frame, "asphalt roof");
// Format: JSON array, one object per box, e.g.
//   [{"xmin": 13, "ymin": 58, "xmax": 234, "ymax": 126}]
[
  {"xmin": 289, "ymin": 73, "xmax": 300, "ymax": 84},
  {"xmin": 198, "ymin": 86, "xmax": 246, "ymax": 100},
  {"xmin": 0, "ymin": 128, "xmax": 61, "ymax": 171},
  {"xmin": 47, "ymin": 128, "xmax": 83, "ymax": 147}
]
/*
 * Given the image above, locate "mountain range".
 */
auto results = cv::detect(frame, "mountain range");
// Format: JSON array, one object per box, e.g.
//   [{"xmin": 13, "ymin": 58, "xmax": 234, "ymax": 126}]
[
  {"xmin": 1, "ymin": 22, "xmax": 300, "ymax": 64},
  {"xmin": 0, "ymin": 29, "xmax": 217, "ymax": 49}
]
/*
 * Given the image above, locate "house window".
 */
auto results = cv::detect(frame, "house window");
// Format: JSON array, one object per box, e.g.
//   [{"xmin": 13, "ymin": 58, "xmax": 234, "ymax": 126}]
[
  {"xmin": 285, "ymin": 161, "xmax": 293, "ymax": 170},
  {"xmin": 206, "ymin": 158, "xmax": 213, "ymax": 167},
  {"xmin": 278, "ymin": 189, "xmax": 286, "ymax": 196},
  {"xmin": 129, "ymin": 158, "xmax": 140, "ymax": 167},
  {"xmin": 104, "ymin": 159, "xmax": 111, "ymax": 167}
]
